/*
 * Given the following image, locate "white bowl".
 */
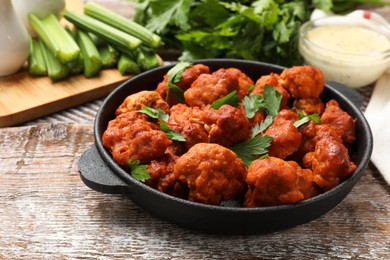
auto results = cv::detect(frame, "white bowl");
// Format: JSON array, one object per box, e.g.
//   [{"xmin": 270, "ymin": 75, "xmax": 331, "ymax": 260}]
[{"xmin": 299, "ymin": 16, "xmax": 390, "ymax": 88}]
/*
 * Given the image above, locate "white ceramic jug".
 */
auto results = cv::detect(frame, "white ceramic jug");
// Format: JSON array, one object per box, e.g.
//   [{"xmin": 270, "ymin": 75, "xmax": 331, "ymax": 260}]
[
  {"xmin": 0, "ymin": 0, "xmax": 30, "ymax": 76},
  {"xmin": 12, "ymin": 0, "xmax": 65, "ymax": 35}
]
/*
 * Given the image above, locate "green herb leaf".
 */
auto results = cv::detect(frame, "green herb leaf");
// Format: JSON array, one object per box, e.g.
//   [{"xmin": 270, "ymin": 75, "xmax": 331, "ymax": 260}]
[
  {"xmin": 167, "ymin": 61, "xmax": 192, "ymax": 84},
  {"xmin": 210, "ymin": 90, "xmax": 240, "ymax": 109},
  {"xmin": 136, "ymin": 0, "xmax": 385, "ymax": 66},
  {"xmin": 262, "ymin": 84, "xmax": 282, "ymax": 117},
  {"xmin": 243, "ymin": 93, "xmax": 265, "ymax": 119},
  {"xmin": 138, "ymin": 106, "xmax": 169, "ymax": 121},
  {"xmin": 312, "ymin": 0, "xmax": 333, "ymax": 13},
  {"xmin": 251, "ymin": 115, "xmax": 273, "ymax": 138},
  {"xmin": 128, "ymin": 159, "xmax": 150, "ymax": 182},
  {"xmin": 168, "ymin": 84, "xmax": 186, "ymax": 103},
  {"xmin": 251, "ymin": 123, "xmax": 262, "ymax": 138},
  {"xmin": 230, "ymin": 135, "xmax": 272, "ymax": 167},
  {"xmin": 139, "ymin": 0, "xmax": 192, "ymax": 33},
  {"xmin": 166, "ymin": 61, "xmax": 192, "ymax": 103},
  {"xmin": 243, "ymin": 85, "xmax": 281, "ymax": 118},
  {"xmin": 296, "ymin": 109, "xmax": 305, "ymax": 119},
  {"xmin": 247, "ymin": 84, "xmax": 256, "ymax": 93},
  {"xmin": 159, "ymin": 121, "xmax": 186, "ymax": 142},
  {"xmin": 294, "ymin": 113, "xmax": 320, "ymax": 128},
  {"xmin": 257, "ymin": 154, "xmax": 269, "ymax": 160}
]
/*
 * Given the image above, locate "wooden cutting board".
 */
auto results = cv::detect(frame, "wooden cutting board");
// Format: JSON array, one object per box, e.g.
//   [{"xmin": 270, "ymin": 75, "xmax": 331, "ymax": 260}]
[{"xmin": 0, "ymin": 0, "xmax": 133, "ymax": 127}]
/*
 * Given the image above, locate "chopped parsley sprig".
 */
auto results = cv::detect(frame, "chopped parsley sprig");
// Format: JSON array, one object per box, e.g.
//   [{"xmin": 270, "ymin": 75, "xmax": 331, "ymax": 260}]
[
  {"xmin": 159, "ymin": 121, "xmax": 186, "ymax": 142},
  {"xmin": 138, "ymin": 106, "xmax": 169, "ymax": 121},
  {"xmin": 293, "ymin": 111, "xmax": 320, "ymax": 128},
  {"xmin": 230, "ymin": 134, "xmax": 272, "ymax": 167},
  {"xmin": 251, "ymin": 115, "xmax": 273, "ymax": 138},
  {"xmin": 242, "ymin": 93, "xmax": 265, "ymax": 119},
  {"xmin": 231, "ymin": 115, "xmax": 273, "ymax": 167},
  {"xmin": 243, "ymin": 84, "xmax": 282, "ymax": 118},
  {"xmin": 166, "ymin": 61, "xmax": 192, "ymax": 103},
  {"xmin": 138, "ymin": 106, "xmax": 186, "ymax": 142},
  {"xmin": 129, "ymin": 106, "xmax": 187, "ymax": 182},
  {"xmin": 128, "ymin": 159, "xmax": 150, "ymax": 182},
  {"xmin": 262, "ymin": 85, "xmax": 282, "ymax": 117},
  {"xmin": 231, "ymin": 85, "xmax": 282, "ymax": 167}
]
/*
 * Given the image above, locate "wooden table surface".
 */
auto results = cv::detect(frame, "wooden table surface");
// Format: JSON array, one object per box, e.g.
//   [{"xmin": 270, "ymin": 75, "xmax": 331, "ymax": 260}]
[{"xmin": 1, "ymin": 1, "xmax": 390, "ymax": 259}]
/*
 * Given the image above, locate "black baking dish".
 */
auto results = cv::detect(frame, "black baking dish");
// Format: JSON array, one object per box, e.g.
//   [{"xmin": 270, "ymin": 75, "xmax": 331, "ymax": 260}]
[{"xmin": 78, "ymin": 59, "xmax": 373, "ymax": 234}]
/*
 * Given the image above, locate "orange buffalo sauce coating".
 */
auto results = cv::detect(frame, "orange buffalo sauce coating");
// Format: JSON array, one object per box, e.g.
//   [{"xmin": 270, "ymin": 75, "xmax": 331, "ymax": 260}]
[{"xmin": 102, "ymin": 64, "xmax": 357, "ymax": 207}]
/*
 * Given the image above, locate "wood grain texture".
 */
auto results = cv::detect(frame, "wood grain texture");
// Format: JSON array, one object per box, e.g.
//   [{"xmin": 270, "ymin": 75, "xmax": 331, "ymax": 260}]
[
  {"xmin": 0, "ymin": 0, "xmax": 132, "ymax": 128},
  {"xmin": 1, "ymin": 2, "xmax": 390, "ymax": 259},
  {"xmin": 0, "ymin": 124, "xmax": 389, "ymax": 259}
]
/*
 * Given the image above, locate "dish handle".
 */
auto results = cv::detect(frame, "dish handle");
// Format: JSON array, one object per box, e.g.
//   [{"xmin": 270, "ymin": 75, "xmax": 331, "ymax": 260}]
[{"xmin": 78, "ymin": 144, "xmax": 129, "ymax": 195}]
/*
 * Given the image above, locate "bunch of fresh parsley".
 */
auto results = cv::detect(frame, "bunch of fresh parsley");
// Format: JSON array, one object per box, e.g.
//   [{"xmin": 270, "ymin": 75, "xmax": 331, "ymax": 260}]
[{"xmin": 134, "ymin": 0, "xmax": 389, "ymax": 67}]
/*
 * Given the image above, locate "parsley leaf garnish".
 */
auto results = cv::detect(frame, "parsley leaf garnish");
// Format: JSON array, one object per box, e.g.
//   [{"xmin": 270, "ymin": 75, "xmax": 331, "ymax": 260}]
[
  {"xmin": 138, "ymin": 106, "xmax": 169, "ymax": 121},
  {"xmin": 138, "ymin": 106, "xmax": 186, "ymax": 142},
  {"xmin": 251, "ymin": 123, "xmax": 263, "ymax": 138},
  {"xmin": 243, "ymin": 85, "xmax": 281, "ymax": 118},
  {"xmin": 293, "ymin": 113, "xmax": 320, "ymax": 128},
  {"xmin": 262, "ymin": 84, "xmax": 282, "ymax": 117},
  {"xmin": 230, "ymin": 135, "xmax": 272, "ymax": 167},
  {"xmin": 159, "ymin": 121, "xmax": 186, "ymax": 142},
  {"xmin": 243, "ymin": 93, "xmax": 265, "ymax": 119},
  {"xmin": 128, "ymin": 159, "xmax": 150, "ymax": 182},
  {"xmin": 210, "ymin": 90, "xmax": 240, "ymax": 109},
  {"xmin": 166, "ymin": 61, "xmax": 192, "ymax": 103},
  {"xmin": 251, "ymin": 115, "xmax": 273, "ymax": 138},
  {"xmin": 135, "ymin": 0, "xmax": 356, "ymax": 67}
]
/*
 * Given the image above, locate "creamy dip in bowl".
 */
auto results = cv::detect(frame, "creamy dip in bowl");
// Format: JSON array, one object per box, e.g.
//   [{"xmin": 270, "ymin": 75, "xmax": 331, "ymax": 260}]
[{"xmin": 299, "ymin": 16, "xmax": 390, "ymax": 88}]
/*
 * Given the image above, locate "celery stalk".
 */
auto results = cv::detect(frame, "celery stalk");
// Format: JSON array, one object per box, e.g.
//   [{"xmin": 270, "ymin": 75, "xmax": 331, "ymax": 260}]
[
  {"xmin": 67, "ymin": 51, "xmax": 84, "ymax": 75},
  {"xmin": 134, "ymin": 47, "xmax": 161, "ymax": 71},
  {"xmin": 84, "ymin": 2, "xmax": 161, "ymax": 48},
  {"xmin": 88, "ymin": 33, "xmax": 107, "ymax": 47},
  {"xmin": 64, "ymin": 26, "xmax": 84, "ymax": 75},
  {"xmin": 64, "ymin": 11, "xmax": 142, "ymax": 51},
  {"xmin": 75, "ymin": 29, "xmax": 102, "ymax": 78},
  {"xmin": 28, "ymin": 37, "xmax": 47, "ymax": 76},
  {"xmin": 28, "ymin": 13, "xmax": 80, "ymax": 64},
  {"xmin": 99, "ymin": 45, "xmax": 119, "ymax": 69},
  {"xmin": 117, "ymin": 54, "xmax": 140, "ymax": 75},
  {"xmin": 39, "ymin": 40, "xmax": 69, "ymax": 81}
]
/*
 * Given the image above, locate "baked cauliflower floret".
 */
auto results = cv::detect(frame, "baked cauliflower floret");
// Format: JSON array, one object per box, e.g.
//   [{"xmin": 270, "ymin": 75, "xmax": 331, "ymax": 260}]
[
  {"xmin": 244, "ymin": 157, "xmax": 317, "ymax": 207},
  {"xmin": 203, "ymin": 104, "xmax": 250, "ymax": 147},
  {"xmin": 145, "ymin": 153, "xmax": 187, "ymax": 198},
  {"xmin": 293, "ymin": 97, "xmax": 325, "ymax": 116},
  {"xmin": 280, "ymin": 65, "xmax": 324, "ymax": 99},
  {"xmin": 102, "ymin": 111, "xmax": 172, "ymax": 168},
  {"xmin": 174, "ymin": 143, "xmax": 247, "ymax": 205},
  {"xmin": 253, "ymin": 73, "xmax": 290, "ymax": 109},
  {"xmin": 156, "ymin": 64, "xmax": 210, "ymax": 106},
  {"xmin": 265, "ymin": 109, "xmax": 302, "ymax": 159},
  {"xmin": 303, "ymin": 125, "xmax": 357, "ymax": 192},
  {"xmin": 320, "ymin": 99, "xmax": 356, "ymax": 146},
  {"xmin": 184, "ymin": 68, "xmax": 240, "ymax": 107},
  {"xmin": 168, "ymin": 103, "xmax": 209, "ymax": 150},
  {"xmin": 115, "ymin": 90, "xmax": 170, "ymax": 116},
  {"xmin": 213, "ymin": 67, "xmax": 254, "ymax": 99}
]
